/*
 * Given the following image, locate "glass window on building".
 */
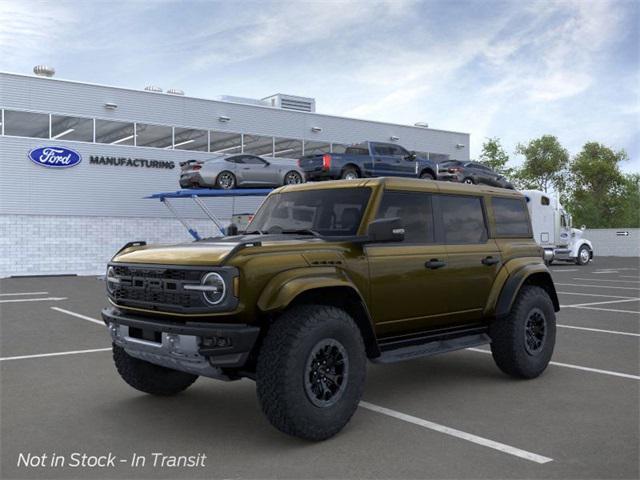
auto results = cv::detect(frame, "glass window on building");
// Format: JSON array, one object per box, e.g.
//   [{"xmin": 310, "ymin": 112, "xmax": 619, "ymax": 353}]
[
  {"xmin": 331, "ymin": 143, "xmax": 348, "ymax": 154},
  {"xmin": 243, "ymin": 134, "xmax": 274, "ymax": 156},
  {"xmin": 95, "ymin": 119, "xmax": 135, "ymax": 145},
  {"xmin": 429, "ymin": 153, "xmax": 450, "ymax": 163},
  {"xmin": 274, "ymin": 137, "xmax": 303, "ymax": 158},
  {"xmin": 210, "ymin": 131, "xmax": 243, "ymax": 154},
  {"xmin": 173, "ymin": 127, "xmax": 208, "ymax": 151},
  {"xmin": 135, "ymin": 123, "xmax": 173, "ymax": 149},
  {"xmin": 4, "ymin": 110, "xmax": 49, "ymax": 138},
  {"xmin": 303, "ymin": 140, "xmax": 331, "ymax": 155},
  {"xmin": 51, "ymin": 115, "xmax": 93, "ymax": 142}
]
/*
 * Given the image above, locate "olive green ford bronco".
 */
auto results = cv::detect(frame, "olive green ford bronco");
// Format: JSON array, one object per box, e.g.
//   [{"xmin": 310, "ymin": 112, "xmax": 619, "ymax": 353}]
[{"xmin": 102, "ymin": 177, "xmax": 559, "ymax": 440}]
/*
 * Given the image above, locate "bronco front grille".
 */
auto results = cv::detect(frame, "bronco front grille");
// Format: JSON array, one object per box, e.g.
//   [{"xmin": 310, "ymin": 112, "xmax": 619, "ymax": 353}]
[{"xmin": 108, "ymin": 264, "xmax": 238, "ymax": 315}]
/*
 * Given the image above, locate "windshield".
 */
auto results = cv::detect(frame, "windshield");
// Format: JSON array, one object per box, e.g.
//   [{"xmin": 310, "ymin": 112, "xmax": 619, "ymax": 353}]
[{"xmin": 246, "ymin": 188, "xmax": 372, "ymax": 237}]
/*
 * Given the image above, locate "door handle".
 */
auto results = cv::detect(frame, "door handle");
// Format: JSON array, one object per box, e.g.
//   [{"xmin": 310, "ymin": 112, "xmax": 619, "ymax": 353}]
[
  {"xmin": 425, "ymin": 259, "xmax": 446, "ymax": 269},
  {"xmin": 481, "ymin": 256, "xmax": 500, "ymax": 266}
]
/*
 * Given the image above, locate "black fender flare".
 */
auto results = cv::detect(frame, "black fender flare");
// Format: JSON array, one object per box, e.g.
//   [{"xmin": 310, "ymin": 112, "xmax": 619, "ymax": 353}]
[{"xmin": 496, "ymin": 265, "xmax": 560, "ymax": 318}]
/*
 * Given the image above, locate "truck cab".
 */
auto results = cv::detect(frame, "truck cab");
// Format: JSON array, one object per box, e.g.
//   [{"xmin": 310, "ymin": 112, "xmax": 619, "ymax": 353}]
[{"xmin": 523, "ymin": 190, "xmax": 594, "ymax": 265}]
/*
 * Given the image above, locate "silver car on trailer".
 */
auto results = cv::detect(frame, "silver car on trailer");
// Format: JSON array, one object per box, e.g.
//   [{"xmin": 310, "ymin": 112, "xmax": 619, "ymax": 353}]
[{"xmin": 179, "ymin": 154, "xmax": 305, "ymax": 189}]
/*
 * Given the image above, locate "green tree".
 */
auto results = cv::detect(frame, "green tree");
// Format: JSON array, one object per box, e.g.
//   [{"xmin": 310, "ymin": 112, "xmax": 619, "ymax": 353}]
[
  {"xmin": 479, "ymin": 137, "xmax": 513, "ymax": 176},
  {"xmin": 515, "ymin": 135, "xmax": 569, "ymax": 192},
  {"xmin": 566, "ymin": 142, "xmax": 635, "ymax": 228}
]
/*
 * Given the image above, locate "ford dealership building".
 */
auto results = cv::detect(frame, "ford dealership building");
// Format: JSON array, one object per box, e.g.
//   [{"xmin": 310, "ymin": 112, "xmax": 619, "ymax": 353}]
[{"xmin": 0, "ymin": 70, "xmax": 470, "ymax": 277}]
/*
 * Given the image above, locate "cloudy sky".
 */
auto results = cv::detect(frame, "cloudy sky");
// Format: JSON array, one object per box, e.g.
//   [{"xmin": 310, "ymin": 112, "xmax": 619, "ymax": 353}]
[{"xmin": 1, "ymin": 0, "xmax": 638, "ymax": 171}]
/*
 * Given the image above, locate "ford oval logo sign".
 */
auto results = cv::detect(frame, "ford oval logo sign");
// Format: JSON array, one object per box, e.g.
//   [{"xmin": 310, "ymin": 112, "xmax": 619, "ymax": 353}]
[{"xmin": 28, "ymin": 146, "xmax": 82, "ymax": 168}]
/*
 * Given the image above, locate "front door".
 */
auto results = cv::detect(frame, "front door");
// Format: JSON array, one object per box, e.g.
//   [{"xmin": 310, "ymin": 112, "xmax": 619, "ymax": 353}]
[
  {"xmin": 435, "ymin": 194, "xmax": 501, "ymax": 323},
  {"xmin": 366, "ymin": 190, "xmax": 451, "ymax": 337}
]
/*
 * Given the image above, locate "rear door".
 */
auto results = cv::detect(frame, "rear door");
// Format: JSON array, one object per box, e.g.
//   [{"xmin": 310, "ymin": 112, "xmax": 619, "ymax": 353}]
[
  {"xmin": 366, "ymin": 189, "xmax": 451, "ymax": 336},
  {"xmin": 435, "ymin": 193, "xmax": 501, "ymax": 323},
  {"xmin": 371, "ymin": 144, "xmax": 397, "ymax": 177}
]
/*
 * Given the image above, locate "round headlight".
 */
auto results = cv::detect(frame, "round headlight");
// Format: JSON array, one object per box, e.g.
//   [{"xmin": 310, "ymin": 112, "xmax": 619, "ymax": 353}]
[
  {"xmin": 201, "ymin": 272, "xmax": 226, "ymax": 305},
  {"xmin": 106, "ymin": 266, "xmax": 118, "ymax": 294}
]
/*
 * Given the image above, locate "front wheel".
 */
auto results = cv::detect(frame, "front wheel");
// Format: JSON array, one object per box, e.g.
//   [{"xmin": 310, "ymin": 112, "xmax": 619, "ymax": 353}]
[
  {"xmin": 463, "ymin": 177, "xmax": 475, "ymax": 185},
  {"xmin": 256, "ymin": 304, "xmax": 366, "ymax": 441},
  {"xmin": 216, "ymin": 171, "xmax": 236, "ymax": 189},
  {"xmin": 420, "ymin": 171, "xmax": 435, "ymax": 180},
  {"xmin": 489, "ymin": 286, "xmax": 556, "ymax": 379},
  {"xmin": 113, "ymin": 345, "xmax": 198, "ymax": 395},
  {"xmin": 576, "ymin": 245, "xmax": 591, "ymax": 265}
]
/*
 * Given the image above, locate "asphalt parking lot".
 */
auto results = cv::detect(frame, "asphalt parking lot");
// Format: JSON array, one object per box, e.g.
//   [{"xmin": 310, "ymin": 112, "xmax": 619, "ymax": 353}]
[{"xmin": 1, "ymin": 256, "xmax": 638, "ymax": 479}]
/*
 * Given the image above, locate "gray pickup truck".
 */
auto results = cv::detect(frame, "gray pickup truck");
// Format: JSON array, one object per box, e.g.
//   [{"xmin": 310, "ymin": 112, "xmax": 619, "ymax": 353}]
[{"xmin": 298, "ymin": 141, "xmax": 438, "ymax": 181}]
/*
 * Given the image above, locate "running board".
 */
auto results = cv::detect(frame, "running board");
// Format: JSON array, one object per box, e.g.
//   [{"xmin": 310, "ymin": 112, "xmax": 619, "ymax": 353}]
[{"xmin": 373, "ymin": 326, "xmax": 490, "ymax": 364}]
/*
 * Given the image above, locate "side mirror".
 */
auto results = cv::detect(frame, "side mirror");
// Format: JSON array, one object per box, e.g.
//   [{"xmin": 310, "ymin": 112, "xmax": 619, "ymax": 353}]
[
  {"xmin": 405, "ymin": 151, "xmax": 417, "ymax": 161},
  {"xmin": 226, "ymin": 223, "xmax": 239, "ymax": 236},
  {"xmin": 366, "ymin": 217, "xmax": 405, "ymax": 243},
  {"xmin": 581, "ymin": 225, "xmax": 586, "ymax": 231}
]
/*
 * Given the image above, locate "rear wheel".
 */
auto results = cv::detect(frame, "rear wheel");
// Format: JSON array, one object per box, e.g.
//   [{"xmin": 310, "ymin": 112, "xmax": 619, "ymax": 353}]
[
  {"xmin": 576, "ymin": 245, "xmax": 591, "ymax": 265},
  {"xmin": 284, "ymin": 170, "xmax": 303, "ymax": 185},
  {"xmin": 112, "ymin": 344, "xmax": 198, "ymax": 396},
  {"xmin": 341, "ymin": 167, "xmax": 359, "ymax": 180},
  {"xmin": 256, "ymin": 304, "xmax": 366, "ymax": 440},
  {"xmin": 420, "ymin": 171, "xmax": 435, "ymax": 180},
  {"xmin": 489, "ymin": 286, "xmax": 556, "ymax": 379},
  {"xmin": 216, "ymin": 171, "xmax": 236, "ymax": 189}
]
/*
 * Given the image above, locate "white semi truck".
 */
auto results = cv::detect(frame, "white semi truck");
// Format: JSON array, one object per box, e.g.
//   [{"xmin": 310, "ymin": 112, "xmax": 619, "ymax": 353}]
[{"xmin": 522, "ymin": 190, "xmax": 594, "ymax": 265}]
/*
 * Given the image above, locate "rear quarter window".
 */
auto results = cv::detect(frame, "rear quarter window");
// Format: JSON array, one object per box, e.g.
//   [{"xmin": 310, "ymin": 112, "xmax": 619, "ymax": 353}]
[
  {"xmin": 492, "ymin": 197, "xmax": 532, "ymax": 237},
  {"xmin": 439, "ymin": 195, "xmax": 488, "ymax": 244}
]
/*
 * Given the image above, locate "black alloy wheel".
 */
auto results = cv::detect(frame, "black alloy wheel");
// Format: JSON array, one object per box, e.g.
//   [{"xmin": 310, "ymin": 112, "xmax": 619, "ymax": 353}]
[{"xmin": 304, "ymin": 339, "xmax": 349, "ymax": 407}]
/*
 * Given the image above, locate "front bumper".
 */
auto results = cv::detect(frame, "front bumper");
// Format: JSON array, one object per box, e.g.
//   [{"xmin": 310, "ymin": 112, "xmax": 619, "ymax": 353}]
[{"xmin": 102, "ymin": 307, "xmax": 260, "ymax": 378}]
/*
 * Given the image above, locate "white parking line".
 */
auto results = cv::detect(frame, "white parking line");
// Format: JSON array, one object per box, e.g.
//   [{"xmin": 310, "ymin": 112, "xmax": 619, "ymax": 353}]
[
  {"xmin": 557, "ymin": 291, "xmax": 637, "ymax": 299},
  {"xmin": 0, "ymin": 291, "xmax": 49, "ymax": 296},
  {"xmin": 51, "ymin": 307, "xmax": 104, "ymax": 326},
  {"xmin": 561, "ymin": 298, "xmax": 640, "ymax": 308},
  {"xmin": 572, "ymin": 306, "xmax": 640, "ymax": 315},
  {"xmin": 467, "ymin": 348, "xmax": 640, "ymax": 380},
  {"xmin": 621, "ymin": 275, "xmax": 640, "ymax": 279},
  {"xmin": 572, "ymin": 278, "xmax": 640, "ymax": 284},
  {"xmin": 0, "ymin": 297, "xmax": 68, "ymax": 304},
  {"xmin": 557, "ymin": 324, "xmax": 640, "ymax": 337},
  {"xmin": 555, "ymin": 283, "xmax": 640, "ymax": 291},
  {"xmin": 550, "ymin": 269, "xmax": 579, "ymax": 272},
  {"xmin": 0, "ymin": 348, "xmax": 111, "ymax": 362},
  {"xmin": 359, "ymin": 401, "xmax": 553, "ymax": 464},
  {"xmin": 593, "ymin": 271, "xmax": 619, "ymax": 274}
]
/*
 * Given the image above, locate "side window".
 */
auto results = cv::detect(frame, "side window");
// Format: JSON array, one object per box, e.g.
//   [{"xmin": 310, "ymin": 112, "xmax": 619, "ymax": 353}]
[
  {"xmin": 440, "ymin": 195, "xmax": 488, "ymax": 244},
  {"xmin": 541, "ymin": 196, "xmax": 550, "ymax": 206},
  {"xmin": 373, "ymin": 145, "xmax": 391, "ymax": 156},
  {"xmin": 492, "ymin": 197, "xmax": 531, "ymax": 237},
  {"xmin": 242, "ymin": 155, "xmax": 267, "ymax": 165},
  {"xmin": 388, "ymin": 145, "xmax": 408, "ymax": 157},
  {"xmin": 226, "ymin": 156, "xmax": 244, "ymax": 164},
  {"xmin": 375, "ymin": 191, "xmax": 435, "ymax": 243}
]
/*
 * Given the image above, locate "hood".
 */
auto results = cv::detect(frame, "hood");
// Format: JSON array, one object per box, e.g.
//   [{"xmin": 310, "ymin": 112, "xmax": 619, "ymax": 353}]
[
  {"xmin": 571, "ymin": 228, "xmax": 584, "ymax": 240},
  {"xmin": 112, "ymin": 234, "xmax": 326, "ymax": 266},
  {"xmin": 112, "ymin": 242, "xmax": 237, "ymax": 265}
]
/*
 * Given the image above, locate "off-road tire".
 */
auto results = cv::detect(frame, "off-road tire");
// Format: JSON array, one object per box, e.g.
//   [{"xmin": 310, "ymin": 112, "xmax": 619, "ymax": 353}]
[
  {"xmin": 420, "ymin": 171, "xmax": 435, "ymax": 180},
  {"xmin": 489, "ymin": 286, "xmax": 556, "ymax": 379},
  {"xmin": 256, "ymin": 304, "xmax": 367, "ymax": 441},
  {"xmin": 341, "ymin": 167, "xmax": 360, "ymax": 180},
  {"xmin": 576, "ymin": 245, "xmax": 591, "ymax": 265},
  {"xmin": 113, "ymin": 344, "xmax": 198, "ymax": 396}
]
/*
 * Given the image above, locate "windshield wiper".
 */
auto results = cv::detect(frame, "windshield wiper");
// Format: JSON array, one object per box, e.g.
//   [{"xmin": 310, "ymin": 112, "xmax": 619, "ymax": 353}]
[{"xmin": 281, "ymin": 229, "xmax": 322, "ymax": 237}]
